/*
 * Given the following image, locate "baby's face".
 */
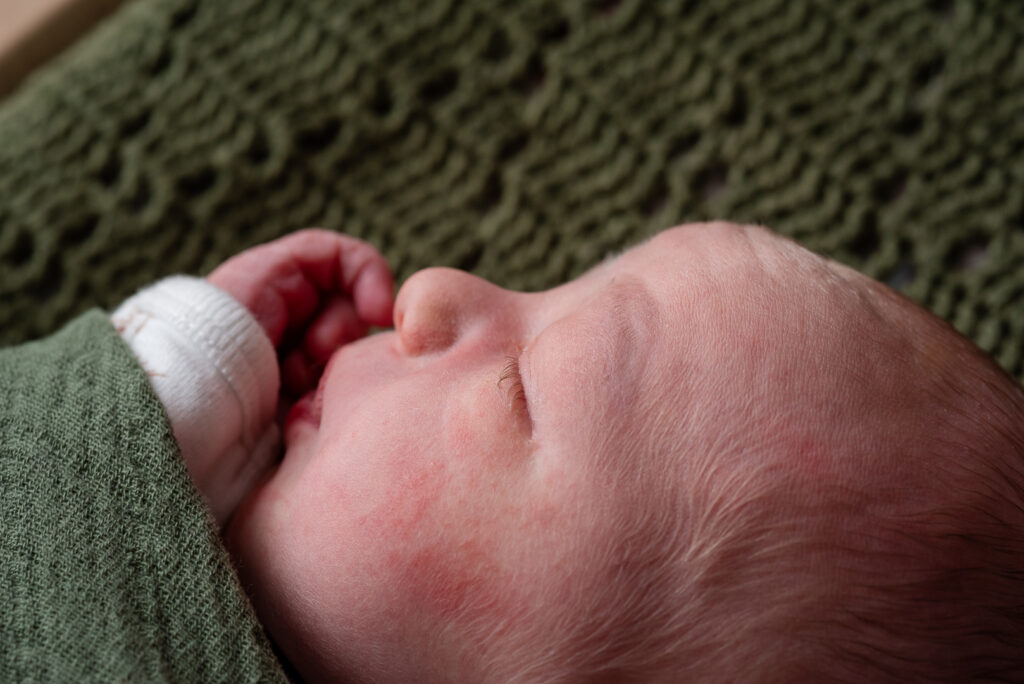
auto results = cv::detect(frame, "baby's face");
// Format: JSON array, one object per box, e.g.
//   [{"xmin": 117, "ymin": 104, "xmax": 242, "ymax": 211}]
[
  {"xmin": 227, "ymin": 225, "xmax": 686, "ymax": 680},
  {"xmin": 225, "ymin": 223, "xmax": 1022, "ymax": 681}
]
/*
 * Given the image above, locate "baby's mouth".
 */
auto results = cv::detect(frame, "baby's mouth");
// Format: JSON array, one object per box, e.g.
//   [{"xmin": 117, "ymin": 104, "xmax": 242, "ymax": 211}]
[
  {"xmin": 282, "ymin": 332, "xmax": 395, "ymax": 442},
  {"xmin": 287, "ymin": 338, "xmax": 351, "ymax": 435},
  {"xmin": 284, "ymin": 385, "xmax": 323, "ymax": 435},
  {"xmin": 282, "ymin": 343, "xmax": 342, "ymax": 437}
]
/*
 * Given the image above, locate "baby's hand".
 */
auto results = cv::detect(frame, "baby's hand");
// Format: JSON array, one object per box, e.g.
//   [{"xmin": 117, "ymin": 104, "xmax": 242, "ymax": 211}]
[{"xmin": 209, "ymin": 229, "xmax": 394, "ymax": 401}]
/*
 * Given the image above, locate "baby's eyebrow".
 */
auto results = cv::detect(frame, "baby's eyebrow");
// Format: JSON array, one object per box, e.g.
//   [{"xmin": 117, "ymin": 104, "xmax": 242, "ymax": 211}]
[
  {"xmin": 563, "ymin": 274, "xmax": 660, "ymax": 387},
  {"xmin": 602, "ymin": 275, "xmax": 660, "ymax": 346},
  {"xmin": 554, "ymin": 275, "xmax": 658, "ymax": 422}
]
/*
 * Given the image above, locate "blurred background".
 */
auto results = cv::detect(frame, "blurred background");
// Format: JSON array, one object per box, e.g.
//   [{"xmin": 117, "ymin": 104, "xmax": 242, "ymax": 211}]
[
  {"xmin": 0, "ymin": 0, "xmax": 123, "ymax": 98},
  {"xmin": 0, "ymin": 0, "xmax": 1022, "ymax": 380}
]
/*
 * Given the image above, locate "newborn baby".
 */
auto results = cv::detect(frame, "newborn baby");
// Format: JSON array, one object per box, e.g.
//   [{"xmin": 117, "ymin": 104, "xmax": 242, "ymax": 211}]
[{"xmin": 124, "ymin": 222, "xmax": 1024, "ymax": 682}]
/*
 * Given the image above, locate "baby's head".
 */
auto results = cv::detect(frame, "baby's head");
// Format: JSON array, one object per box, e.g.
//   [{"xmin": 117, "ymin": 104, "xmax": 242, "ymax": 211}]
[{"xmin": 225, "ymin": 222, "xmax": 1024, "ymax": 682}]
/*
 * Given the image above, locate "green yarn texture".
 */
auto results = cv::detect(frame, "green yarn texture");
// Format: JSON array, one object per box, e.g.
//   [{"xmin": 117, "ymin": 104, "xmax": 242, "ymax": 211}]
[{"xmin": 0, "ymin": 0, "xmax": 1022, "ymax": 379}]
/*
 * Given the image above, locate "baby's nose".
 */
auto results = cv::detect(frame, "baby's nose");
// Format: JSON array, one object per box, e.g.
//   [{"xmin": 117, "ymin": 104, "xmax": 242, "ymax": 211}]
[{"xmin": 394, "ymin": 267, "xmax": 505, "ymax": 355}]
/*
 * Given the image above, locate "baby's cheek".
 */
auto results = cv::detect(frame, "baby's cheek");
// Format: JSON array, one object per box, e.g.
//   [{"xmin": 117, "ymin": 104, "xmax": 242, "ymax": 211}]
[
  {"xmin": 364, "ymin": 469, "xmax": 526, "ymax": 655},
  {"xmin": 377, "ymin": 389, "xmax": 531, "ymax": 638},
  {"xmin": 390, "ymin": 536, "xmax": 522, "ymax": 638},
  {"xmin": 350, "ymin": 425, "xmax": 450, "ymax": 544}
]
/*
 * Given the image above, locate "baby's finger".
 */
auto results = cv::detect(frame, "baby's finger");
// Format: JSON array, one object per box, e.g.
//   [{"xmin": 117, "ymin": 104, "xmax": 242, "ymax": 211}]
[
  {"xmin": 282, "ymin": 347, "xmax": 320, "ymax": 398},
  {"xmin": 304, "ymin": 297, "xmax": 368, "ymax": 365},
  {"xmin": 208, "ymin": 251, "xmax": 320, "ymax": 347},
  {"xmin": 279, "ymin": 229, "xmax": 394, "ymax": 327},
  {"xmin": 350, "ymin": 258, "xmax": 394, "ymax": 328}
]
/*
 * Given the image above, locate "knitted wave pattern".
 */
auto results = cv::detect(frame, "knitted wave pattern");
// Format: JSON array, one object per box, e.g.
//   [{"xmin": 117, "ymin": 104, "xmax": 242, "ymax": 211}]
[{"xmin": 0, "ymin": 0, "xmax": 1022, "ymax": 379}]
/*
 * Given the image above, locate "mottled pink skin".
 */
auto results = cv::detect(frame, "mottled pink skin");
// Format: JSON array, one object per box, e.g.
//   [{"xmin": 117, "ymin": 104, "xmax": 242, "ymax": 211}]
[{"xmin": 212, "ymin": 223, "xmax": 1024, "ymax": 682}]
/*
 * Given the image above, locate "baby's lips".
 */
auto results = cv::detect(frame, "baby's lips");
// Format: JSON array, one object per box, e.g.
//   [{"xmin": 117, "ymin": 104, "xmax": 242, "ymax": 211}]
[{"xmin": 284, "ymin": 391, "xmax": 322, "ymax": 443}]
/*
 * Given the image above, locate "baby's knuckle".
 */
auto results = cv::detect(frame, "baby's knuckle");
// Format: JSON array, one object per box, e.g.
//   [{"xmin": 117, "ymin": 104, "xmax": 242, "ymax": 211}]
[{"xmin": 290, "ymin": 227, "xmax": 332, "ymax": 242}]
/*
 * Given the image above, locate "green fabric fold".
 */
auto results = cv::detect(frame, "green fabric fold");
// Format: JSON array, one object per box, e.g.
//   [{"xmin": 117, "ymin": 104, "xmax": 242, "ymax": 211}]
[{"xmin": 0, "ymin": 311, "xmax": 284, "ymax": 682}]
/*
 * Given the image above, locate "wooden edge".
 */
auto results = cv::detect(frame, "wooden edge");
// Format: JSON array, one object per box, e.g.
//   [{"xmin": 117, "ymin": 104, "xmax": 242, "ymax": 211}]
[{"xmin": 0, "ymin": 0, "xmax": 126, "ymax": 99}]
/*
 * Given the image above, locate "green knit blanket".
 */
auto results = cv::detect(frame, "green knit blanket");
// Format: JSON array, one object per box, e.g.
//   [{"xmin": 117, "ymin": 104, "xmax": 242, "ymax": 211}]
[{"xmin": 0, "ymin": 0, "xmax": 1022, "ymax": 382}]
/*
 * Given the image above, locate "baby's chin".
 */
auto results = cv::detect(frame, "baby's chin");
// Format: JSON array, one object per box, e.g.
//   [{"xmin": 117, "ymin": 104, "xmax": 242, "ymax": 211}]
[
  {"xmin": 223, "ymin": 419, "xmax": 317, "ymax": 549},
  {"xmin": 222, "ymin": 465, "xmax": 274, "ymax": 559}
]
